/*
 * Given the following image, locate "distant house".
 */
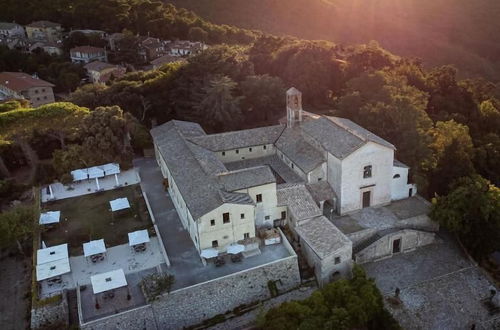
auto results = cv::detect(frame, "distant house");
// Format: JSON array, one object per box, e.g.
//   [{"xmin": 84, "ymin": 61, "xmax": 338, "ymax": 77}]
[
  {"xmin": 138, "ymin": 37, "xmax": 166, "ymax": 62},
  {"xmin": 150, "ymin": 54, "xmax": 186, "ymax": 70},
  {"xmin": 0, "ymin": 22, "xmax": 25, "ymax": 38},
  {"xmin": 70, "ymin": 46, "xmax": 107, "ymax": 64},
  {"xmin": 0, "ymin": 35, "xmax": 29, "ymax": 51},
  {"xmin": 83, "ymin": 61, "xmax": 126, "ymax": 84},
  {"xmin": 25, "ymin": 21, "xmax": 62, "ymax": 43},
  {"xmin": 0, "ymin": 72, "xmax": 55, "ymax": 107},
  {"xmin": 29, "ymin": 41, "xmax": 63, "ymax": 56},
  {"xmin": 168, "ymin": 40, "xmax": 205, "ymax": 57}
]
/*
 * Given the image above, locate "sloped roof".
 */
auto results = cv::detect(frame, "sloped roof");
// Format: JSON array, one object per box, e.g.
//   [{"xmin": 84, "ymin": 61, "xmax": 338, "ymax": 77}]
[
  {"xmin": 0, "ymin": 22, "xmax": 22, "ymax": 30},
  {"xmin": 217, "ymin": 166, "xmax": 275, "ymax": 192},
  {"xmin": 0, "ymin": 72, "xmax": 54, "ymax": 92},
  {"xmin": 26, "ymin": 21, "xmax": 60, "ymax": 28},
  {"xmin": 70, "ymin": 45, "xmax": 105, "ymax": 54},
  {"xmin": 393, "ymin": 159, "xmax": 409, "ymax": 168},
  {"xmin": 151, "ymin": 122, "xmax": 225, "ymax": 219},
  {"xmin": 306, "ymin": 181, "xmax": 337, "ymax": 204},
  {"xmin": 295, "ymin": 216, "xmax": 351, "ymax": 259},
  {"xmin": 83, "ymin": 61, "xmax": 117, "ymax": 72},
  {"xmin": 277, "ymin": 184, "xmax": 322, "ymax": 221},
  {"xmin": 301, "ymin": 116, "xmax": 394, "ymax": 159},
  {"xmin": 189, "ymin": 124, "xmax": 285, "ymax": 152},
  {"xmin": 275, "ymin": 127, "xmax": 325, "ymax": 172}
]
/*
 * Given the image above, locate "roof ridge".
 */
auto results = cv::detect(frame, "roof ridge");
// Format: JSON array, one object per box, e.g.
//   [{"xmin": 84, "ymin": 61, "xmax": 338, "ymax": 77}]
[
  {"xmin": 325, "ymin": 116, "xmax": 367, "ymax": 142},
  {"xmin": 216, "ymin": 165, "xmax": 271, "ymax": 177}
]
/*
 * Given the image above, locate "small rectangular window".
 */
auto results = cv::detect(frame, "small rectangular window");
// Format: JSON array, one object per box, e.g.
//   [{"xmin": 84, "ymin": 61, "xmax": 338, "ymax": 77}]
[
  {"xmin": 235, "ymin": 149, "xmax": 239, "ymax": 154},
  {"xmin": 363, "ymin": 165, "xmax": 372, "ymax": 178},
  {"xmin": 335, "ymin": 257, "xmax": 341, "ymax": 264},
  {"xmin": 222, "ymin": 151, "xmax": 225, "ymax": 156},
  {"xmin": 265, "ymin": 215, "xmax": 270, "ymax": 220},
  {"xmin": 291, "ymin": 163, "xmax": 294, "ymax": 169},
  {"xmin": 263, "ymin": 145, "xmax": 267, "ymax": 150},
  {"xmin": 223, "ymin": 212, "xmax": 230, "ymax": 223},
  {"xmin": 249, "ymin": 147, "xmax": 252, "ymax": 152},
  {"xmin": 244, "ymin": 233, "xmax": 250, "ymax": 239},
  {"xmin": 256, "ymin": 194, "xmax": 262, "ymax": 203},
  {"xmin": 212, "ymin": 240, "xmax": 218, "ymax": 248},
  {"xmin": 240, "ymin": 213, "xmax": 245, "ymax": 219},
  {"xmin": 281, "ymin": 211, "xmax": 286, "ymax": 219},
  {"xmin": 210, "ymin": 219, "xmax": 215, "ymax": 226}
]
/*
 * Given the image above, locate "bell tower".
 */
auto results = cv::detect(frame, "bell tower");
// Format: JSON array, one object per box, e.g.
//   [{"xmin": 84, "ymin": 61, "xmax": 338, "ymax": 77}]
[{"xmin": 286, "ymin": 87, "xmax": 302, "ymax": 128}]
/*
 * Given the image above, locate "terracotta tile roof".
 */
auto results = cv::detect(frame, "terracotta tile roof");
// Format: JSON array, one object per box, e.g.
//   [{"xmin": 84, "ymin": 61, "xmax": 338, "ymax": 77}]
[
  {"xmin": 70, "ymin": 46, "xmax": 105, "ymax": 54},
  {"xmin": 0, "ymin": 72, "xmax": 54, "ymax": 92}
]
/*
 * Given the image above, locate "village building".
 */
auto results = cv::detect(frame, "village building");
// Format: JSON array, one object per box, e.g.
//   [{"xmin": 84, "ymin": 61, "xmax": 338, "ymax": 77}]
[
  {"xmin": 138, "ymin": 36, "xmax": 167, "ymax": 62},
  {"xmin": 168, "ymin": 40, "xmax": 205, "ymax": 56},
  {"xmin": 25, "ymin": 21, "xmax": 62, "ymax": 43},
  {"xmin": 0, "ymin": 22, "xmax": 25, "ymax": 38},
  {"xmin": 106, "ymin": 33, "xmax": 126, "ymax": 51},
  {"xmin": 0, "ymin": 72, "xmax": 55, "ymax": 107},
  {"xmin": 70, "ymin": 46, "xmax": 107, "ymax": 64},
  {"xmin": 151, "ymin": 88, "xmax": 437, "ymax": 285},
  {"xmin": 29, "ymin": 41, "xmax": 63, "ymax": 56},
  {"xmin": 83, "ymin": 61, "xmax": 126, "ymax": 84}
]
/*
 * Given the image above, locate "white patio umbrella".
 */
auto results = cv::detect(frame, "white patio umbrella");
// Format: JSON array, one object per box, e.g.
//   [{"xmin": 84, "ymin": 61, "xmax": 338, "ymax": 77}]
[
  {"xmin": 227, "ymin": 244, "xmax": 245, "ymax": 255},
  {"xmin": 200, "ymin": 248, "xmax": 218, "ymax": 259}
]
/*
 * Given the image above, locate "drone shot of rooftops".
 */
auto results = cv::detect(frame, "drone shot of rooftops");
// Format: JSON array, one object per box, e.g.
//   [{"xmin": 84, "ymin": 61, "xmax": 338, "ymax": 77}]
[{"xmin": 0, "ymin": 1, "xmax": 499, "ymax": 329}]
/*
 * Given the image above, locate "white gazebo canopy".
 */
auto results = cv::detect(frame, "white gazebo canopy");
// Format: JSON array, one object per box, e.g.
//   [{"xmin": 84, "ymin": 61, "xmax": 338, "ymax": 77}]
[
  {"xmin": 200, "ymin": 248, "xmax": 218, "ymax": 259},
  {"xmin": 36, "ymin": 259, "xmax": 71, "ymax": 281},
  {"xmin": 83, "ymin": 239, "xmax": 106, "ymax": 257},
  {"xmin": 226, "ymin": 244, "xmax": 245, "ymax": 255},
  {"xmin": 128, "ymin": 230, "xmax": 150, "ymax": 246},
  {"xmin": 102, "ymin": 163, "xmax": 120, "ymax": 175},
  {"xmin": 91, "ymin": 269, "xmax": 127, "ymax": 294},
  {"xmin": 37, "ymin": 243, "xmax": 69, "ymax": 265},
  {"xmin": 39, "ymin": 211, "xmax": 61, "ymax": 225},
  {"xmin": 88, "ymin": 166, "xmax": 105, "ymax": 179},
  {"xmin": 110, "ymin": 198, "xmax": 130, "ymax": 212},
  {"xmin": 71, "ymin": 168, "xmax": 88, "ymax": 181}
]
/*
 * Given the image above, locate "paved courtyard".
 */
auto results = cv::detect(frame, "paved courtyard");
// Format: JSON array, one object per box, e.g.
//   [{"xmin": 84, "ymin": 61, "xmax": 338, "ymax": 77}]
[
  {"xmin": 41, "ymin": 169, "xmax": 140, "ymax": 202},
  {"xmin": 363, "ymin": 233, "xmax": 500, "ymax": 329},
  {"xmin": 134, "ymin": 157, "xmax": 292, "ymax": 291}
]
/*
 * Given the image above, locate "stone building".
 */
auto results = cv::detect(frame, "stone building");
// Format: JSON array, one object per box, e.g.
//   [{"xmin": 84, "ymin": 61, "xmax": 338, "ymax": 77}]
[
  {"xmin": 0, "ymin": 22, "xmax": 25, "ymax": 38},
  {"xmin": 0, "ymin": 72, "xmax": 55, "ymax": 107},
  {"xmin": 83, "ymin": 61, "xmax": 126, "ymax": 84},
  {"xmin": 70, "ymin": 46, "xmax": 107, "ymax": 64},
  {"xmin": 25, "ymin": 21, "xmax": 62, "ymax": 43},
  {"xmin": 151, "ymin": 88, "xmax": 435, "ymax": 285}
]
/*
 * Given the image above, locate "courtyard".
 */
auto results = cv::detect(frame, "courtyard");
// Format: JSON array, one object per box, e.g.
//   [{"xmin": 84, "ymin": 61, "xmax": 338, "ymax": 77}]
[
  {"xmin": 363, "ymin": 233, "xmax": 500, "ymax": 329},
  {"xmin": 41, "ymin": 185, "xmax": 152, "ymax": 256}
]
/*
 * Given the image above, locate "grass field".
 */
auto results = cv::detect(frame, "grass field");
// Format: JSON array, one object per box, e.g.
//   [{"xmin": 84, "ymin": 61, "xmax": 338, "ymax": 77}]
[{"xmin": 41, "ymin": 185, "xmax": 152, "ymax": 256}]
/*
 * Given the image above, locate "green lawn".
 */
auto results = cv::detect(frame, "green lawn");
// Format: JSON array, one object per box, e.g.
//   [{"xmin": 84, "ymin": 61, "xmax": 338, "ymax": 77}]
[{"xmin": 41, "ymin": 185, "xmax": 152, "ymax": 256}]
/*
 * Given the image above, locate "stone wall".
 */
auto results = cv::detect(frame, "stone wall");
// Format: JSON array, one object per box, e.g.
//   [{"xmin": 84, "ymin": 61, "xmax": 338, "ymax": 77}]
[
  {"xmin": 31, "ymin": 291, "xmax": 69, "ymax": 329},
  {"xmin": 80, "ymin": 305, "xmax": 157, "ymax": 330},
  {"xmin": 356, "ymin": 229, "xmax": 435, "ymax": 264},
  {"xmin": 396, "ymin": 214, "xmax": 439, "ymax": 232},
  {"xmin": 152, "ymin": 255, "xmax": 300, "ymax": 329}
]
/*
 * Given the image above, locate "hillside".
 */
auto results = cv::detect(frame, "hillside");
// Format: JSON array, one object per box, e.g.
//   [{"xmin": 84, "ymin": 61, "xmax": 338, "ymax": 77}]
[{"xmin": 170, "ymin": 0, "xmax": 500, "ymax": 82}]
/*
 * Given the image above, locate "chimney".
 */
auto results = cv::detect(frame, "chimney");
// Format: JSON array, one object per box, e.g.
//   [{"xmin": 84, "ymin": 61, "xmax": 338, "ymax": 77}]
[{"xmin": 286, "ymin": 87, "xmax": 302, "ymax": 128}]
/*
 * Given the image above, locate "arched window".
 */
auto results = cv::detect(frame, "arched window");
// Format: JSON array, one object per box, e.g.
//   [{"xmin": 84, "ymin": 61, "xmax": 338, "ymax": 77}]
[{"xmin": 393, "ymin": 174, "xmax": 401, "ymax": 179}]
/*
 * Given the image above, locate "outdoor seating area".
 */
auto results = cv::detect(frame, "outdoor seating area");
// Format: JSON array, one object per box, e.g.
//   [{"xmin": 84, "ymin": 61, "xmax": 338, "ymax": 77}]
[
  {"xmin": 41, "ymin": 168, "xmax": 140, "ymax": 202},
  {"xmin": 83, "ymin": 239, "xmax": 107, "ymax": 263},
  {"xmin": 41, "ymin": 185, "xmax": 152, "ymax": 256},
  {"xmin": 36, "ymin": 243, "xmax": 71, "ymax": 289},
  {"xmin": 128, "ymin": 229, "xmax": 150, "ymax": 253}
]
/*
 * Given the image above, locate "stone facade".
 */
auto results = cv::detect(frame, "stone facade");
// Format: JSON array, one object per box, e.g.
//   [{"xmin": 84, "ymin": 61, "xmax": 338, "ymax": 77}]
[
  {"xmin": 76, "ymin": 254, "xmax": 300, "ymax": 330},
  {"xmin": 80, "ymin": 305, "xmax": 157, "ymax": 330},
  {"xmin": 152, "ymin": 255, "xmax": 301, "ymax": 329},
  {"xmin": 30, "ymin": 291, "xmax": 69, "ymax": 329},
  {"xmin": 356, "ymin": 229, "xmax": 436, "ymax": 264}
]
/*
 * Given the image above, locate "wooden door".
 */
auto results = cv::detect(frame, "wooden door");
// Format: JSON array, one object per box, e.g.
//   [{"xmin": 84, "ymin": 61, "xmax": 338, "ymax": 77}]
[{"xmin": 362, "ymin": 191, "xmax": 371, "ymax": 208}]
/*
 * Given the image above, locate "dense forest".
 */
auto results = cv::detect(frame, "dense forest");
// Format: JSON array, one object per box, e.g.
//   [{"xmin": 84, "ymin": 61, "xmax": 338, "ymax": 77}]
[
  {"xmin": 172, "ymin": 0, "xmax": 500, "ymax": 85},
  {"xmin": 0, "ymin": 0, "xmax": 498, "ymax": 284}
]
